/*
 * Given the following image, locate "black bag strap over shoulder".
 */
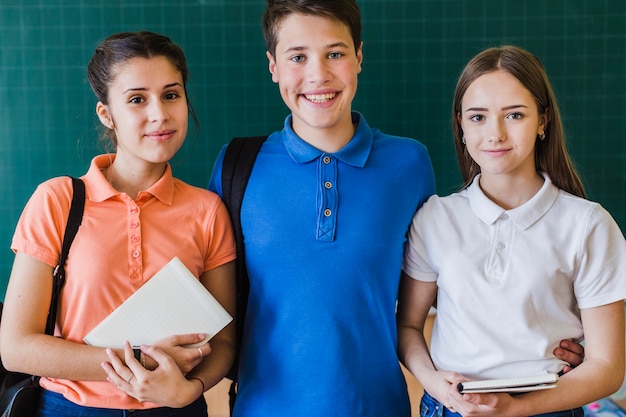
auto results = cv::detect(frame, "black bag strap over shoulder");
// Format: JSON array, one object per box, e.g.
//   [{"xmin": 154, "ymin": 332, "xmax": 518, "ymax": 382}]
[
  {"xmin": 46, "ymin": 177, "xmax": 85, "ymax": 334},
  {"xmin": 221, "ymin": 136, "xmax": 267, "ymax": 414}
]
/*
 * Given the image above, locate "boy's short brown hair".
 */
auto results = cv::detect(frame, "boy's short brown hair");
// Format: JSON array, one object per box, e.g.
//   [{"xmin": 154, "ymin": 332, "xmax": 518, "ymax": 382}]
[{"xmin": 262, "ymin": 0, "xmax": 362, "ymax": 57}]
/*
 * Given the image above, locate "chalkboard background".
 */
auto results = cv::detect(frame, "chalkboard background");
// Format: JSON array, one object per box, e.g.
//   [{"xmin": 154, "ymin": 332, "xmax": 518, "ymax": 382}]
[{"xmin": 1, "ymin": 1, "xmax": 624, "ymax": 299}]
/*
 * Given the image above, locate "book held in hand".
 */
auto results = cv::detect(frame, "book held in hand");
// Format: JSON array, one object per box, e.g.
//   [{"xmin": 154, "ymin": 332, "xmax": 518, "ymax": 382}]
[
  {"xmin": 457, "ymin": 372, "xmax": 559, "ymax": 394},
  {"xmin": 84, "ymin": 257, "xmax": 233, "ymax": 349}
]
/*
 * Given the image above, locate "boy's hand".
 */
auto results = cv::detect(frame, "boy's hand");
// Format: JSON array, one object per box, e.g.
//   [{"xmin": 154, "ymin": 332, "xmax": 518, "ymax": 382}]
[{"xmin": 553, "ymin": 339, "xmax": 585, "ymax": 372}]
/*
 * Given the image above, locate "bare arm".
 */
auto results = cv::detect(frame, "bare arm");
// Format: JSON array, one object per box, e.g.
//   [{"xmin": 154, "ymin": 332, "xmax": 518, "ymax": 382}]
[
  {"xmin": 445, "ymin": 301, "xmax": 625, "ymax": 417},
  {"xmin": 0, "ymin": 252, "xmax": 114, "ymax": 380},
  {"xmin": 0, "ymin": 252, "xmax": 226, "ymax": 386},
  {"xmin": 397, "ymin": 272, "xmax": 461, "ymax": 405}
]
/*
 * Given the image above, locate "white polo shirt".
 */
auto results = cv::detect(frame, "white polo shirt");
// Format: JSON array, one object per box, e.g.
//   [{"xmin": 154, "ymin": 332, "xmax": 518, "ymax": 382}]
[{"xmin": 403, "ymin": 173, "xmax": 626, "ymax": 380}]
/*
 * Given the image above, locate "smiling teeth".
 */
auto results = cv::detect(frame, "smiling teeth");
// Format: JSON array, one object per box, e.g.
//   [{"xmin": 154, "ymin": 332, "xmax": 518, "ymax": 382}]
[{"xmin": 305, "ymin": 93, "xmax": 336, "ymax": 102}]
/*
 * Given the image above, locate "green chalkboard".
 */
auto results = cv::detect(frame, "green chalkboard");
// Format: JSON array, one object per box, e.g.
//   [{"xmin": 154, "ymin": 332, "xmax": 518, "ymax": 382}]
[{"xmin": 1, "ymin": 0, "xmax": 624, "ymax": 299}]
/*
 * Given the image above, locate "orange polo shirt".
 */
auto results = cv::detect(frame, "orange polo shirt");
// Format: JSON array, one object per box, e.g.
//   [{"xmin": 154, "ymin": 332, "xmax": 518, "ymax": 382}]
[{"xmin": 12, "ymin": 154, "xmax": 236, "ymax": 409}]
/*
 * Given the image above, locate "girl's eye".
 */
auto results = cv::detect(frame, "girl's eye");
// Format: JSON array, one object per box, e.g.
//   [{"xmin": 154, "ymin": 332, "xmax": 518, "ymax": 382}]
[
  {"xmin": 164, "ymin": 92, "xmax": 180, "ymax": 100},
  {"xmin": 469, "ymin": 114, "xmax": 485, "ymax": 122},
  {"xmin": 129, "ymin": 96, "xmax": 144, "ymax": 104},
  {"xmin": 507, "ymin": 112, "xmax": 523, "ymax": 120}
]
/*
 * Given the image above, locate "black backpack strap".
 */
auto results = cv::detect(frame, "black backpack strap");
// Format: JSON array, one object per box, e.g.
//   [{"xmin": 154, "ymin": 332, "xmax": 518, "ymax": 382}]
[
  {"xmin": 221, "ymin": 136, "xmax": 267, "ymax": 414},
  {"xmin": 46, "ymin": 177, "xmax": 85, "ymax": 335}
]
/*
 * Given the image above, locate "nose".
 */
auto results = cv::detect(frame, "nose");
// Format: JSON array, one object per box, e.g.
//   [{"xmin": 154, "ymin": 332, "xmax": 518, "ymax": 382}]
[
  {"xmin": 487, "ymin": 118, "xmax": 505, "ymax": 142},
  {"xmin": 148, "ymin": 99, "xmax": 168, "ymax": 123},
  {"xmin": 306, "ymin": 57, "xmax": 331, "ymax": 84}
]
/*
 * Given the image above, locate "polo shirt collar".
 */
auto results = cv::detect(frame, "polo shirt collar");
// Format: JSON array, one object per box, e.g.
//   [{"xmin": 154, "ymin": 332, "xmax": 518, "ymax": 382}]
[
  {"xmin": 85, "ymin": 154, "xmax": 175, "ymax": 204},
  {"xmin": 281, "ymin": 111, "xmax": 372, "ymax": 167},
  {"xmin": 467, "ymin": 172, "xmax": 558, "ymax": 230}
]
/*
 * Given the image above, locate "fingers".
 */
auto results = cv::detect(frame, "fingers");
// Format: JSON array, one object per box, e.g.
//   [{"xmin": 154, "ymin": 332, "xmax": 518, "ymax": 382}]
[
  {"xmin": 560, "ymin": 339, "xmax": 585, "ymax": 355},
  {"xmin": 102, "ymin": 344, "xmax": 136, "ymax": 389},
  {"xmin": 159, "ymin": 333, "xmax": 207, "ymax": 348},
  {"xmin": 553, "ymin": 339, "xmax": 585, "ymax": 368}
]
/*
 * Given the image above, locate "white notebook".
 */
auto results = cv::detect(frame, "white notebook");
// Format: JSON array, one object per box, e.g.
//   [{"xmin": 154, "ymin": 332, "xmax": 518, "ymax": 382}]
[
  {"xmin": 457, "ymin": 372, "xmax": 559, "ymax": 394},
  {"xmin": 84, "ymin": 257, "xmax": 233, "ymax": 349}
]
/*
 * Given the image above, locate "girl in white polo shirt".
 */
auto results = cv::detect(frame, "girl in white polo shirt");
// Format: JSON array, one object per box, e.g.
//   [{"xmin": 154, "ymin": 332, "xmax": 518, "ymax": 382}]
[{"xmin": 398, "ymin": 45, "xmax": 626, "ymax": 417}]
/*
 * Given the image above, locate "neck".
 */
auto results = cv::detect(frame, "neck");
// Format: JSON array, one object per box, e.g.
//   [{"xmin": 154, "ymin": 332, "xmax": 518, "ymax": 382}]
[
  {"xmin": 106, "ymin": 156, "xmax": 167, "ymax": 199},
  {"xmin": 292, "ymin": 116, "xmax": 356, "ymax": 153},
  {"xmin": 478, "ymin": 173, "xmax": 545, "ymax": 210}
]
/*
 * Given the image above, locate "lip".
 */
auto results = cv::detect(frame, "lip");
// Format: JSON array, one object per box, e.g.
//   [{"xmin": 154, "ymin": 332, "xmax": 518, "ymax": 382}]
[
  {"xmin": 484, "ymin": 148, "xmax": 511, "ymax": 157},
  {"xmin": 145, "ymin": 130, "xmax": 176, "ymax": 142}
]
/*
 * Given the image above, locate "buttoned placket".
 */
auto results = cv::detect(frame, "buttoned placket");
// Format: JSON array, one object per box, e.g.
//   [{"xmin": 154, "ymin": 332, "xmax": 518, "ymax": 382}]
[
  {"xmin": 124, "ymin": 194, "xmax": 143, "ymax": 279},
  {"xmin": 317, "ymin": 154, "xmax": 338, "ymax": 241},
  {"xmin": 486, "ymin": 213, "xmax": 513, "ymax": 280}
]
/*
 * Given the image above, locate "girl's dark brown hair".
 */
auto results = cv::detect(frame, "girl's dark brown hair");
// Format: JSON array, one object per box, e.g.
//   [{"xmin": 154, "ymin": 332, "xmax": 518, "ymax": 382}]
[{"xmin": 87, "ymin": 31, "xmax": 198, "ymax": 149}]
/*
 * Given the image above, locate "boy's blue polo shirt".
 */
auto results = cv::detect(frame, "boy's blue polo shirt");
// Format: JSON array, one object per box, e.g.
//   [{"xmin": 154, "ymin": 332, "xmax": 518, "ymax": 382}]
[{"xmin": 209, "ymin": 112, "xmax": 435, "ymax": 417}]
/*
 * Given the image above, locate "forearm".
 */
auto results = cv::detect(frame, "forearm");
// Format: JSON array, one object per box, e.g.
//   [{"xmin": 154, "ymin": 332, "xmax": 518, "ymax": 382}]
[
  {"xmin": 2, "ymin": 332, "xmax": 119, "ymax": 381},
  {"xmin": 186, "ymin": 334, "xmax": 235, "ymax": 391},
  {"xmin": 398, "ymin": 326, "xmax": 439, "ymax": 390}
]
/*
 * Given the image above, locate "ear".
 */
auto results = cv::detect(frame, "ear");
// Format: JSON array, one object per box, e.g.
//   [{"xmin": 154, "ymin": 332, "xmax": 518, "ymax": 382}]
[
  {"xmin": 96, "ymin": 102, "xmax": 114, "ymax": 129},
  {"xmin": 356, "ymin": 41, "xmax": 364, "ymax": 74},
  {"xmin": 266, "ymin": 51, "xmax": 279, "ymax": 84},
  {"xmin": 538, "ymin": 108, "xmax": 550, "ymax": 136}
]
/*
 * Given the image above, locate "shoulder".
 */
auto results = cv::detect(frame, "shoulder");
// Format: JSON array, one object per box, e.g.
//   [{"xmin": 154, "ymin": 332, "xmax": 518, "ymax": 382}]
[
  {"xmin": 418, "ymin": 191, "xmax": 468, "ymax": 217},
  {"xmin": 553, "ymin": 190, "xmax": 606, "ymax": 223},
  {"xmin": 27, "ymin": 176, "xmax": 76, "ymax": 210},
  {"xmin": 371, "ymin": 129, "xmax": 429, "ymax": 155},
  {"xmin": 173, "ymin": 178, "xmax": 223, "ymax": 205}
]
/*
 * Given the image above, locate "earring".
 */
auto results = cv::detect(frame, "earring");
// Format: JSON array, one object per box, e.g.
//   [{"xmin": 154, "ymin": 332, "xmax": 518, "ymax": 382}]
[
  {"xmin": 539, "ymin": 132, "xmax": 545, "ymax": 141},
  {"xmin": 462, "ymin": 136, "xmax": 466, "ymax": 145}
]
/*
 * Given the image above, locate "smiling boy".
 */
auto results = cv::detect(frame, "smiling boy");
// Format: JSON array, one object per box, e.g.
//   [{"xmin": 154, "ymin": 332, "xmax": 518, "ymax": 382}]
[{"xmin": 209, "ymin": 1, "xmax": 435, "ymax": 415}]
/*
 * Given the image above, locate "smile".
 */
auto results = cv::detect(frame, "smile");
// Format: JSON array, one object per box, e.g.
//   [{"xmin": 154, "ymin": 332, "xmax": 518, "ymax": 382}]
[{"xmin": 304, "ymin": 93, "xmax": 337, "ymax": 102}]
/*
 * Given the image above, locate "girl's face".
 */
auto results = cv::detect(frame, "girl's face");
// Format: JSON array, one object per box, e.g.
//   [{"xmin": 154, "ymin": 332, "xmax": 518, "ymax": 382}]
[
  {"xmin": 458, "ymin": 69, "xmax": 547, "ymax": 182},
  {"xmin": 96, "ymin": 56, "xmax": 188, "ymax": 166}
]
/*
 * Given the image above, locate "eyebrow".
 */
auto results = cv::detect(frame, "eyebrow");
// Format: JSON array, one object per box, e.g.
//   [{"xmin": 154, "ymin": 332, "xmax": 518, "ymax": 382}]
[
  {"xmin": 122, "ymin": 82, "xmax": 183, "ymax": 94},
  {"xmin": 281, "ymin": 41, "xmax": 351, "ymax": 54},
  {"xmin": 464, "ymin": 104, "xmax": 529, "ymax": 112}
]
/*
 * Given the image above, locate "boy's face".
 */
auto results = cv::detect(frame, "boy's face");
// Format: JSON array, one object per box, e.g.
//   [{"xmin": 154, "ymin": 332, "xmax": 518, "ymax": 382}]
[{"xmin": 267, "ymin": 13, "xmax": 363, "ymax": 143}]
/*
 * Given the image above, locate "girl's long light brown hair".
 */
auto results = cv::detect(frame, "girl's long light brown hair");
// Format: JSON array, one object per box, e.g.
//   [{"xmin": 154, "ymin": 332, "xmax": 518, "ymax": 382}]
[{"xmin": 452, "ymin": 45, "xmax": 585, "ymax": 198}]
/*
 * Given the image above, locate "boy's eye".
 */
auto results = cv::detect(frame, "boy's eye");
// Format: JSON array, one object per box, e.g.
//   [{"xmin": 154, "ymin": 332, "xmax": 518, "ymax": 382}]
[
  {"xmin": 291, "ymin": 55, "xmax": 305, "ymax": 63},
  {"xmin": 329, "ymin": 52, "xmax": 343, "ymax": 59}
]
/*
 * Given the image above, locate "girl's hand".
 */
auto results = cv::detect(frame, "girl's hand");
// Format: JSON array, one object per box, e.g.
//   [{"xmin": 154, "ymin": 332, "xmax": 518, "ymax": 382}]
[
  {"xmin": 101, "ymin": 341, "xmax": 203, "ymax": 407},
  {"xmin": 143, "ymin": 333, "xmax": 211, "ymax": 374},
  {"xmin": 444, "ymin": 376, "xmax": 517, "ymax": 417},
  {"xmin": 421, "ymin": 370, "xmax": 468, "ymax": 413}
]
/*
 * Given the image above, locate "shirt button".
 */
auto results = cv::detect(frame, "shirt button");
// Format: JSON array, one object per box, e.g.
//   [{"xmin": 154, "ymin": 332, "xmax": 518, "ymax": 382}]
[
  {"xmin": 497, "ymin": 241, "xmax": 505, "ymax": 250},
  {"xmin": 131, "ymin": 235, "xmax": 140, "ymax": 243},
  {"xmin": 130, "ymin": 206, "xmax": 139, "ymax": 214},
  {"xmin": 132, "ymin": 250, "xmax": 140, "ymax": 258},
  {"xmin": 324, "ymin": 181, "xmax": 333, "ymax": 189},
  {"xmin": 323, "ymin": 208, "xmax": 332, "ymax": 217},
  {"xmin": 323, "ymin": 156, "xmax": 332, "ymax": 164},
  {"xmin": 131, "ymin": 222, "xmax": 139, "ymax": 229}
]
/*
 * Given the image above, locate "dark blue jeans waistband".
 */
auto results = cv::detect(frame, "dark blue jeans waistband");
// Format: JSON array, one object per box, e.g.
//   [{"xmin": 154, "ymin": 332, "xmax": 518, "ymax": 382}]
[
  {"xmin": 37, "ymin": 389, "xmax": 208, "ymax": 417},
  {"xmin": 420, "ymin": 390, "xmax": 584, "ymax": 417}
]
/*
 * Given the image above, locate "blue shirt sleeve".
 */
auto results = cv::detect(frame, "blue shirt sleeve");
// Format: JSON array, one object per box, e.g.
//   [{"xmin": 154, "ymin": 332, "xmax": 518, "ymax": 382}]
[{"xmin": 207, "ymin": 144, "xmax": 228, "ymax": 196}]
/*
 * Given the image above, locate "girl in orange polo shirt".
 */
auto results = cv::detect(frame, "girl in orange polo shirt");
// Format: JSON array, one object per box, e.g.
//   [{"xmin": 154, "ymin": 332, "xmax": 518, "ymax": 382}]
[{"xmin": 0, "ymin": 31, "xmax": 236, "ymax": 416}]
